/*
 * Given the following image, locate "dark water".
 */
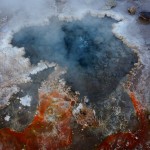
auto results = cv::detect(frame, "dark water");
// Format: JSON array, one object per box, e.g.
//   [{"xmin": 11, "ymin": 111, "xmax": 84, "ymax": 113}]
[{"xmin": 11, "ymin": 16, "xmax": 138, "ymax": 103}]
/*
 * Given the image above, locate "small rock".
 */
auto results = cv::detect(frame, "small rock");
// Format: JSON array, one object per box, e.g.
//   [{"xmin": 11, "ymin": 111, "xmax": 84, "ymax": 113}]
[
  {"xmin": 105, "ymin": 0, "xmax": 117, "ymax": 9},
  {"xmin": 84, "ymin": 96, "xmax": 89, "ymax": 103},
  {"xmin": 128, "ymin": 6, "xmax": 136, "ymax": 15},
  {"xmin": 139, "ymin": 12, "xmax": 150, "ymax": 23}
]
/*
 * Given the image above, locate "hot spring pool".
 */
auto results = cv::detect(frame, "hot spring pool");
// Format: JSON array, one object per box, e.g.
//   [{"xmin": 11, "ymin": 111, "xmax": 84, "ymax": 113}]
[{"xmin": 11, "ymin": 15, "xmax": 138, "ymax": 103}]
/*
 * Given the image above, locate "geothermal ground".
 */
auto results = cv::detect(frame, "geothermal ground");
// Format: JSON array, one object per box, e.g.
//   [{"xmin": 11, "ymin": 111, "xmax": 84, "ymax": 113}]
[{"xmin": 0, "ymin": 0, "xmax": 150, "ymax": 149}]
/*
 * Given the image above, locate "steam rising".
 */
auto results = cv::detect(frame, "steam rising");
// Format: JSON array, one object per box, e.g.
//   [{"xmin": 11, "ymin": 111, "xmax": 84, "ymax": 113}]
[
  {"xmin": 12, "ymin": 15, "xmax": 138, "ymax": 102},
  {"xmin": 0, "ymin": 1, "xmax": 148, "ymax": 148}
]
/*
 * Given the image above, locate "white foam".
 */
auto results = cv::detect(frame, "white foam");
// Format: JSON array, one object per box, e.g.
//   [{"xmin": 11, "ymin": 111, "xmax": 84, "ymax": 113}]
[{"xmin": 20, "ymin": 95, "xmax": 32, "ymax": 106}]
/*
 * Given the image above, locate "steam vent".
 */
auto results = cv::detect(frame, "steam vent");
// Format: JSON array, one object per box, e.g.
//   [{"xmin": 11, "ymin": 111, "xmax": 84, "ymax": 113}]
[{"xmin": 0, "ymin": 0, "xmax": 150, "ymax": 149}]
